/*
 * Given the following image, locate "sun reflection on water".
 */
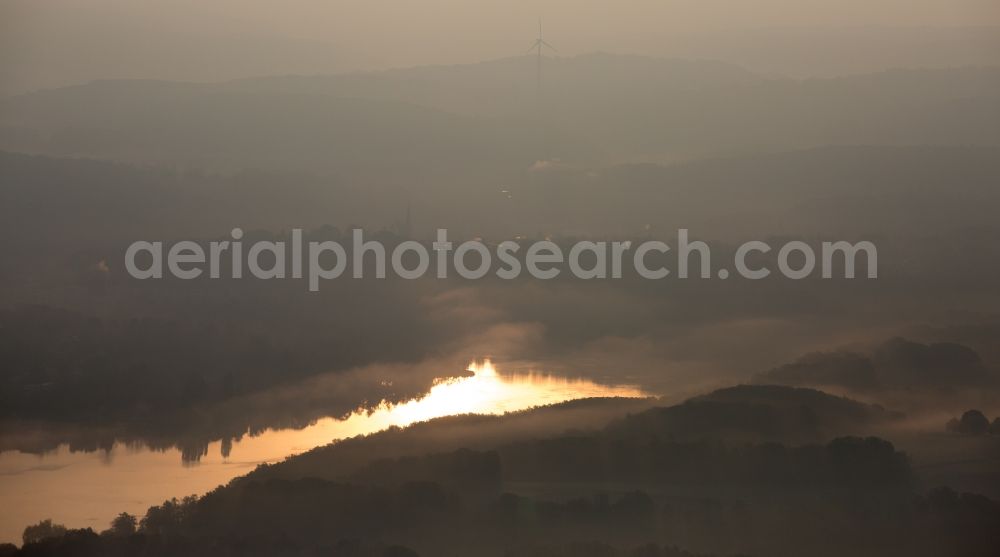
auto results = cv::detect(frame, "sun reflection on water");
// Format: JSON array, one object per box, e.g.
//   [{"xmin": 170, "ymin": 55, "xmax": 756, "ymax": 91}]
[
  {"xmin": 0, "ymin": 359, "xmax": 646, "ymax": 543},
  {"xmin": 377, "ymin": 359, "xmax": 646, "ymax": 427},
  {"xmin": 286, "ymin": 359, "xmax": 646, "ymax": 451}
]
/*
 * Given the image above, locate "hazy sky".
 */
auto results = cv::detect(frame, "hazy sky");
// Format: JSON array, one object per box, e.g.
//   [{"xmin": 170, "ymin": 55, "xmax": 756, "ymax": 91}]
[
  {"xmin": 7, "ymin": 0, "xmax": 998, "ymax": 42},
  {"xmin": 2, "ymin": 0, "xmax": 999, "ymax": 95}
]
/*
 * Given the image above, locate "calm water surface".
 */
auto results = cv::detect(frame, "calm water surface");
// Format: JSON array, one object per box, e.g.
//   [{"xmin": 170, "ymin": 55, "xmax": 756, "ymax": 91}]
[{"xmin": 0, "ymin": 360, "xmax": 645, "ymax": 543}]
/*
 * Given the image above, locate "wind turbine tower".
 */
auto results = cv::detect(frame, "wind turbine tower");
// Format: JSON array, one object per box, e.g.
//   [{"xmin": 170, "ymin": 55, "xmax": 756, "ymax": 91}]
[{"xmin": 528, "ymin": 19, "xmax": 557, "ymax": 100}]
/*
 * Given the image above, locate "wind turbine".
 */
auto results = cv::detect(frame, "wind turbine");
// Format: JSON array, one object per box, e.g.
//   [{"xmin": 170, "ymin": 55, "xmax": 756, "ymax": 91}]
[{"xmin": 527, "ymin": 19, "xmax": 557, "ymax": 99}]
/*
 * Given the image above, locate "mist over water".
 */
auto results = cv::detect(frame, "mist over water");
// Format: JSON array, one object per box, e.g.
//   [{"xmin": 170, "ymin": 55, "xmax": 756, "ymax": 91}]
[
  {"xmin": 0, "ymin": 360, "xmax": 647, "ymax": 544},
  {"xmin": 2, "ymin": 1, "xmax": 1000, "ymax": 555}
]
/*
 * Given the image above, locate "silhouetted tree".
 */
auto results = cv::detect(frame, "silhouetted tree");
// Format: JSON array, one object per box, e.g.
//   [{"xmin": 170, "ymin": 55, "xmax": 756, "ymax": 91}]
[
  {"xmin": 947, "ymin": 410, "xmax": 990, "ymax": 434},
  {"xmin": 108, "ymin": 512, "xmax": 137, "ymax": 536},
  {"xmin": 22, "ymin": 519, "xmax": 67, "ymax": 545}
]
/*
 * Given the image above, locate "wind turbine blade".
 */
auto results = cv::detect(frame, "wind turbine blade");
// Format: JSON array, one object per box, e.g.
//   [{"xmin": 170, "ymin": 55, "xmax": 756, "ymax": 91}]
[
  {"xmin": 541, "ymin": 40, "xmax": 557, "ymax": 52},
  {"xmin": 527, "ymin": 40, "xmax": 540, "ymax": 54}
]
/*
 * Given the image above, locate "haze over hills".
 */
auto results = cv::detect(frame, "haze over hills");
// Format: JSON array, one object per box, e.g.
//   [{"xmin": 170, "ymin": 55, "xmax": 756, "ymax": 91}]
[
  {"xmin": 3, "ymin": 55, "xmax": 999, "ymax": 174},
  {"xmin": 3, "ymin": 0, "xmax": 999, "ymax": 95},
  {"xmin": 3, "ymin": 3, "xmax": 1000, "ymax": 552},
  {"xmin": 3, "ymin": 141, "xmax": 1000, "ymax": 436},
  {"xmin": 10, "ymin": 386, "xmax": 1000, "ymax": 556}
]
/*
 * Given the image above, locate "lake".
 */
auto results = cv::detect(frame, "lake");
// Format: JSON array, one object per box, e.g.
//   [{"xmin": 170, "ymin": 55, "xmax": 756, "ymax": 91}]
[{"xmin": 0, "ymin": 360, "xmax": 646, "ymax": 544}]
